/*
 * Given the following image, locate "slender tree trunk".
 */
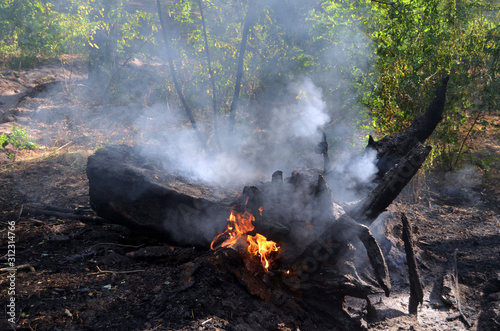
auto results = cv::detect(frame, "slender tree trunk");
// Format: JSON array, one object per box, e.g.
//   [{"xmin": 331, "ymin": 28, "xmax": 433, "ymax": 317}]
[
  {"xmin": 197, "ymin": 0, "xmax": 221, "ymax": 151},
  {"xmin": 156, "ymin": 0, "xmax": 207, "ymax": 150},
  {"xmin": 228, "ymin": 3, "xmax": 257, "ymax": 134}
]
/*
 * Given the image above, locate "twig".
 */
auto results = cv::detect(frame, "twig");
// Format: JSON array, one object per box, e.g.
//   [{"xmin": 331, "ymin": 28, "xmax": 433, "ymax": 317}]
[
  {"xmin": 201, "ymin": 318, "xmax": 213, "ymax": 325},
  {"xmin": 0, "ymin": 264, "xmax": 35, "ymax": 274},
  {"xmin": 88, "ymin": 243, "xmax": 145, "ymax": 250},
  {"xmin": 453, "ymin": 110, "xmax": 482, "ymax": 170},
  {"xmin": 22, "ymin": 208, "xmax": 110, "ymax": 224},
  {"xmin": 55, "ymin": 141, "xmax": 72, "ymax": 152},
  {"xmin": 18, "ymin": 204, "xmax": 24, "ymax": 221},
  {"xmin": 453, "ymin": 248, "xmax": 472, "ymax": 327},
  {"xmin": 88, "ymin": 265, "xmax": 145, "ymax": 275}
]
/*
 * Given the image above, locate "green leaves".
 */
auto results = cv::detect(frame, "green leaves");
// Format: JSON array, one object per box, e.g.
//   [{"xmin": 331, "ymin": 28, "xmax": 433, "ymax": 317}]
[
  {"xmin": 0, "ymin": 126, "xmax": 37, "ymax": 150},
  {"xmin": 362, "ymin": 0, "xmax": 500, "ymax": 169}
]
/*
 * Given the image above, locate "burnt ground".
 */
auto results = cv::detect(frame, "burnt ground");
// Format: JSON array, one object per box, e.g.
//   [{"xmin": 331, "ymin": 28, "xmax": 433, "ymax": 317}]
[{"xmin": 0, "ymin": 62, "xmax": 499, "ymax": 330}]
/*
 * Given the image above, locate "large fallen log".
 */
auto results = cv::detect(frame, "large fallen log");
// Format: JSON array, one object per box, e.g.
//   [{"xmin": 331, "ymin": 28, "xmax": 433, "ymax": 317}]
[{"xmin": 86, "ymin": 145, "xmax": 235, "ymax": 247}]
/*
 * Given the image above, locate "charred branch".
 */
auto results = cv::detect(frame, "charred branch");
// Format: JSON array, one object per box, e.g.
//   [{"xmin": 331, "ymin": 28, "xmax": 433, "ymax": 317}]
[
  {"xmin": 296, "ymin": 214, "xmax": 391, "ymax": 297},
  {"xmin": 315, "ymin": 131, "xmax": 330, "ymax": 174},
  {"xmin": 401, "ymin": 212, "xmax": 424, "ymax": 314},
  {"xmin": 368, "ymin": 76, "xmax": 449, "ymax": 177},
  {"xmin": 349, "ymin": 143, "xmax": 432, "ymax": 225}
]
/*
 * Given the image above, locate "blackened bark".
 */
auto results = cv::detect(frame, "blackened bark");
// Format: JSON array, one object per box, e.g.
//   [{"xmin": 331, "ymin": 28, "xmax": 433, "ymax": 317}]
[
  {"xmin": 349, "ymin": 143, "xmax": 432, "ymax": 225},
  {"xmin": 401, "ymin": 212, "xmax": 424, "ymax": 314},
  {"xmin": 86, "ymin": 145, "xmax": 232, "ymax": 247}
]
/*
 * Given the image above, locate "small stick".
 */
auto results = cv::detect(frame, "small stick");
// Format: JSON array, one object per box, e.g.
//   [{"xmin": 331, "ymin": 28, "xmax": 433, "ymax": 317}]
[
  {"xmin": 453, "ymin": 248, "xmax": 472, "ymax": 327},
  {"xmin": 201, "ymin": 318, "xmax": 212, "ymax": 325},
  {"xmin": 88, "ymin": 265, "xmax": 145, "ymax": 275},
  {"xmin": 88, "ymin": 243, "xmax": 145, "ymax": 250},
  {"xmin": 0, "ymin": 264, "xmax": 35, "ymax": 274},
  {"xmin": 55, "ymin": 141, "xmax": 72, "ymax": 152},
  {"xmin": 22, "ymin": 208, "xmax": 110, "ymax": 224}
]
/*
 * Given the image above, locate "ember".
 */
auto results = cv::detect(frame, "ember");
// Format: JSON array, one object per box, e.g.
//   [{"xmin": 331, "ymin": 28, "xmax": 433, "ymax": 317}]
[{"xmin": 211, "ymin": 209, "xmax": 279, "ymax": 271}]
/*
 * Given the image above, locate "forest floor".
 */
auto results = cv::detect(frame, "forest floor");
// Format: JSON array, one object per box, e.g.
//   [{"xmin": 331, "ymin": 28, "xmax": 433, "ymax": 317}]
[{"xmin": 0, "ymin": 61, "xmax": 499, "ymax": 331}]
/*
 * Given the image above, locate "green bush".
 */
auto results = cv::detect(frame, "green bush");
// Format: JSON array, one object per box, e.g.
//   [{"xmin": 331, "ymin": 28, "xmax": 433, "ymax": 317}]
[{"xmin": 1, "ymin": 126, "xmax": 37, "ymax": 150}]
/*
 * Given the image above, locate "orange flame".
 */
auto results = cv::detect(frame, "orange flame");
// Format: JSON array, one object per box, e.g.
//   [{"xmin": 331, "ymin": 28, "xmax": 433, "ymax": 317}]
[{"xmin": 211, "ymin": 209, "xmax": 279, "ymax": 271}]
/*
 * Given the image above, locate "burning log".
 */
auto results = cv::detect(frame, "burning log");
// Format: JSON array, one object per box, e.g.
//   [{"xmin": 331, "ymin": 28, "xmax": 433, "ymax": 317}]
[
  {"xmin": 86, "ymin": 77, "xmax": 450, "ymax": 330},
  {"xmin": 86, "ymin": 144, "xmax": 235, "ymax": 247}
]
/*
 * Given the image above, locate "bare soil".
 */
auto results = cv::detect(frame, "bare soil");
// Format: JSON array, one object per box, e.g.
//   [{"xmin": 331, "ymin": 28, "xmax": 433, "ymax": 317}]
[{"xmin": 0, "ymin": 62, "xmax": 499, "ymax": 330}]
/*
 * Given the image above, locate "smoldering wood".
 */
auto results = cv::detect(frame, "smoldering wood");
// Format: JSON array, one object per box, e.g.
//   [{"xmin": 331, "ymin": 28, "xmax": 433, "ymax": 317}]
[
  {"xmin": 85, "ymin": 78, "xmax": 450, "ymax": 330},
  {"xmin": 348, "ymin": 143, "xmax": 432, "ymax": 225},
  {"xmin": 86, "ymin": 145, "xmax": 234, "ymax": 247},
  {"xmin": 235, "ymin": 169, "xmax": 391, "ymax": 301},
  {"xmin": 401, "ymin": 212, "xmax": 424, "ymax": 315}
]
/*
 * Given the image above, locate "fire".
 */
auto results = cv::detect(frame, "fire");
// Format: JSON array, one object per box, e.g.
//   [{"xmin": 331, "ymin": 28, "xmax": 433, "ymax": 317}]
[{"xmin": 211, "ymin": 209, "xmax": 279, "ymax": 271}]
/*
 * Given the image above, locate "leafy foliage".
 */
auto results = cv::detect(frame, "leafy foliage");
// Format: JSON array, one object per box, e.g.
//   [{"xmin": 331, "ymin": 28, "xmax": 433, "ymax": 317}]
[{"xmin": 0, "ymin": 126, "xmax": 37, "ymax": 150}]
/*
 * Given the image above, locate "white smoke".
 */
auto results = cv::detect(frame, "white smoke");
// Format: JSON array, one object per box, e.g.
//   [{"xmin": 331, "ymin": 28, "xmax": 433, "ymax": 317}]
[{"xmin": 135, "ymin": 77, "xmax": 330, "ymax": 187}]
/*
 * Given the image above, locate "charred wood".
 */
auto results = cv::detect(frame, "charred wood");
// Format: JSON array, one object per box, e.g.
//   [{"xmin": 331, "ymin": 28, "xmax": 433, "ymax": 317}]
[
  {"xmin": 86, "ymin": 145, "xmax": 233, "ymax": 247},
  {"xmin": 315, "ymin": 131, "xmax": 330, "ymax": 174},
  {"xmin": 401, "ymin": 212, "xmax": 424, "ymax": 315},
  {"xmin": 348, "ymin": 143, "xmax": 432, "ymax": 225}
]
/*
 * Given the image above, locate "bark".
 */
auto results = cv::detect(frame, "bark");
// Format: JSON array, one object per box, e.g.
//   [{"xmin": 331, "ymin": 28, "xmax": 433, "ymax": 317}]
[
  {"xmin": 349, "ymin": 143, "xmax": 432, "ymax": 225},
  {"xmin": 197, "ymin": 0, "xmax": 221, "ymax": 150}
]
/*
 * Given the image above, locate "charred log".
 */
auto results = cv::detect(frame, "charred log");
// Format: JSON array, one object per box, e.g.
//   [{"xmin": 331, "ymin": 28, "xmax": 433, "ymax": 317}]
[{"xmin": 86, "ymin": 145, "xmax": 233, "ymax": 247}]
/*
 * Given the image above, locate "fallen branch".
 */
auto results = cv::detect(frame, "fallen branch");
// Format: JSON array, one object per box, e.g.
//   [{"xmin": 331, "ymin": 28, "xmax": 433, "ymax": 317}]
[{"xmin": 88, "ymin": 243, "xmax": 145, "ymax": 250}]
